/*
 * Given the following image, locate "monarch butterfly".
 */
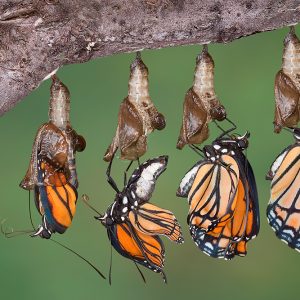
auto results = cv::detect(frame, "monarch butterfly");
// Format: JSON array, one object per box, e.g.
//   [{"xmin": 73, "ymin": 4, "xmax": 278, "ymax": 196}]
[
  {"xmin": 177, "ymin": 45, "xmax": 226, "ymax": 149},
  {"xmin": 92, "ymin": 155, "xmax": 183, "ymax": 283},
  {"xmin": 19, "ymin": 75, "xmax": 86, "ymax": 238},
  {"xmin": 104, "ymin": 52, "xmax": 165, "ymax": 162},
  {"xmin": 274, "ymin": 26, "xmax": 300, "ymax": 133},
  {"xmin": 177, "ymin": 131, "xmax": 260, "ymax": 259},
  {"xmin": 266, "ymin": 128, "xmax": 300, "ymax": 251}
]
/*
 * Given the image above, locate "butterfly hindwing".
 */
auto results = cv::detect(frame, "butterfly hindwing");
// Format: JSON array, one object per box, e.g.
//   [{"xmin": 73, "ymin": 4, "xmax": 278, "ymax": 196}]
[{"xmin": 108, "ymin": 222, "xmax": 167, "ymax": 281}]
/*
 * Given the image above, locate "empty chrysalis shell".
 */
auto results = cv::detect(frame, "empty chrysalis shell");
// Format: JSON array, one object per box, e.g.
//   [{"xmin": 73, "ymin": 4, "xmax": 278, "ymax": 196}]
[
  {"xmin": 104, "ymin": 53, "xmax": 166, "ymax": 162},
  {"xmin": 177, "ymin": 45, "xmax": 226, "ymax": 149},
  {"xmin": 274, "ymin": 27, "xmax": 300, "ymax": 133},
  {"xmin": 20, "ymin": 75, "xmax": 86, "ymax": 190}
]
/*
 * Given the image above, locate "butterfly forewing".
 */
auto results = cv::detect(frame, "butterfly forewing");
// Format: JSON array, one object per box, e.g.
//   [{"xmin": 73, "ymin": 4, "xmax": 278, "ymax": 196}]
[{"xmin": 129, "ymin": 203, "xmax": 184, "ymax": 244}]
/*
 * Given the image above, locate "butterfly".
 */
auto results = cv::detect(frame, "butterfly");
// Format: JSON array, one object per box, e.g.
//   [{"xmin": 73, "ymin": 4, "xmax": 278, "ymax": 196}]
[
  {"xmin": 266, "ymin": 128, "xmax": 300, "ymax": 251},
  {"xmin": 177, "ymin": 131, "xmax": 260, "ymax": 259},
  {"xmin": 96, "ymin": 155, "xmax": 183, "ymax": 282}
]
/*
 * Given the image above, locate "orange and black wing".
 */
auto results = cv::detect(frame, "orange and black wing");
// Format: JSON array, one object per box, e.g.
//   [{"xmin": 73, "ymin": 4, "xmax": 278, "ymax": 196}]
[
  {"xmin": 188, "ymin": 155, "xmax": 240, "ymax": 235},
  {"xmin": 267, "ymin": 143, "xmax": 300, "ymax": 250},
  {"xmin": 128, "ymin": 203, "xmax": 184, "ymax": 243},
  {"xmin": 108, "ymin": 222, "xmax": 166, "ymax": 282},
  {"xmin": 190, "ymin": 153, "xmax": 259, "ymax": 259},
  {"xmin": 35, "ymin": 156, "xmax": 77, "ymax": 234}
]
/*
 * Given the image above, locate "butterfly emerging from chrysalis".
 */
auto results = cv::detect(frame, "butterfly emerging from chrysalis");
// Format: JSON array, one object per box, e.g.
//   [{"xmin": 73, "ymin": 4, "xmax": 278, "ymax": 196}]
[
  {"xmin": 104, "ymin": 52, "xmax": 166, "ymax": 162},
  {"xmin": 18, "ymin": 75, "xmax": 86, "ymax": 239},
  {"xmin": 2, "ymin": 75, "xmax": 106, "ymax": 279},
  {"xmin": 177, "ymin": 126, "xmax": 260, "ymax": 259},
  {"xmin": 83, "ymin": 155, "xmax": 184, "ymax": 283}
]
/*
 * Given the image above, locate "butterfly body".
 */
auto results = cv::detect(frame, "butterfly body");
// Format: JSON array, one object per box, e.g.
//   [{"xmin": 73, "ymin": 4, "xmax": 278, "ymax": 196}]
[
  {"xmin": 178, "ymin": 133, "xmax": 259, "ymax": 259},
  {"xmin": 98, "ymin": 156, "xmax": 183, "ymax": 282}
]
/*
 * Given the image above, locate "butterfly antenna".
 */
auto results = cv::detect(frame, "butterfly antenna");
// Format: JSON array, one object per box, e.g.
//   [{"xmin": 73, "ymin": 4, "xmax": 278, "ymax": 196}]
[
  {"xmin": 1, "ymin": 219, "xmax": 34, "ymax": 238},
  {"xmin": 133, "ymin": 261, "xmax": 146, "ymax": 284},
  {"xmin": 81, "ymin": 194, "xmax": 103, "ymax": 217},
  {"xmin": 49, "ymin": 238, "xmax": 106, "ymax": 279}
]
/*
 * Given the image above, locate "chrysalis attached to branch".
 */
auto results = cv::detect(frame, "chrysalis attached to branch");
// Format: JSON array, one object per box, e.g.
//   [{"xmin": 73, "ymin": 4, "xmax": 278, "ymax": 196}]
[
  {"xmin": 104, "ymin": 52, "xmax": 166, "ymax": 162},
  {"xmin": 177, "ymin": 45, "xmax": 226, "ymax": 149},
  {"xmin": 20, "ymin": 75, "xmax": 86, "ymax": 239},
  {"xmin": 274, "ymin": 26, "xmax": 300, "ymax": 133}
]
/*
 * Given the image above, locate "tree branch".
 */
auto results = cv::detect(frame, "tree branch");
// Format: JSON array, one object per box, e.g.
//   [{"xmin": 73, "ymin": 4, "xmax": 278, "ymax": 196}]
[{"xmin": 0, "ymin": 0, "xmax": 299, "ymax": 116}]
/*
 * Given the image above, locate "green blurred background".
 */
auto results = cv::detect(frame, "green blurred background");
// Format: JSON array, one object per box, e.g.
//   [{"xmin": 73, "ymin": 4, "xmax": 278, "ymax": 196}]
[{"xmin": 1, "ymin": 26, "xmax": 299, "ymax": 299}]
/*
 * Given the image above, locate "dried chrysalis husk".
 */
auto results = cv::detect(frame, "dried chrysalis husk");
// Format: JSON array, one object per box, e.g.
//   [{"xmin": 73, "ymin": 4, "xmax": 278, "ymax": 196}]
[
  {"xmin": 20, "ymin": 75, "xmax": 86, "ymax": 190},
  {"xmin": 104, "ymin": 54, "xmax": 166, "ymax": 162},
  {"xmin": 274, "ymin": 27, "xmax": 300, "ymax": 133},
  {"xmin": 177, "ymin": 46, "xmax": 226, "ymax": 149}
]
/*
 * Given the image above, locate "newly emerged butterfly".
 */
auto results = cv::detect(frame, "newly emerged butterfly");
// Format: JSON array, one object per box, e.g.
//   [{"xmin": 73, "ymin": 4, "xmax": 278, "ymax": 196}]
[
  {"xmin": 95, "ymin": 155, "xmax": 183, "ymax": 282},
  {"xmin": 104, "ymin": 52, "xmax": 166, "ymax": 162},
  {"xmin": 177, "ymin": 45, "xmax": 226, "ymax": 149},
  {"xmin": 266, "ymin": 128, "xmax": 300, "ymax": 251},
  {"xmin": 274, "ymin": 27, "xmax": 300, "ymax": 133},
  {"xmin": 20, "ymin": 75, "xmax": 86, "ymax": 239},
  {"xmin": 177, "ymin": 131, "xmax": 259, "ymax": 259}
]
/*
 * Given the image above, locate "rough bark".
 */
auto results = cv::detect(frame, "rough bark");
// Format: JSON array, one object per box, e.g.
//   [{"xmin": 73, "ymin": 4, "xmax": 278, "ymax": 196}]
[{"xmin": 0, "ymin": 0, "xmax": 299, "ymax": 116}]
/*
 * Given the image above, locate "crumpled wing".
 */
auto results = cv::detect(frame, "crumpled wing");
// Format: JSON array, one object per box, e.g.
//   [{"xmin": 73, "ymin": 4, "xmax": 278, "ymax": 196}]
[
  {"xmin": 274, "ymin": 70, "xmax": 300, "ymax": 133},
  {"xmin": 177, "ymin": 88, "xmax": 209, "ymax": 149},
  {"xmin": 20, "ymin": 123, "xmax": 68, "ymax": 190}
]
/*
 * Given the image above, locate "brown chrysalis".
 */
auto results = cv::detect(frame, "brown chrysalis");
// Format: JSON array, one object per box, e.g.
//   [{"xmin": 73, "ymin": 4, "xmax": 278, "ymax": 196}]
[
  {"xmin": 19, "ymin": 75, "xmax": 86, "ymax": 238},
  {"xmin": 104, "ymin": 52, "xmax": 166, "ymax": 162},
  {"xmin": 274, "ymin": 26, "xmax": 300, "ymax": 133},
  {"xmin": 177, "ymin": 45, "xmax": 226, "ymax": 149}
]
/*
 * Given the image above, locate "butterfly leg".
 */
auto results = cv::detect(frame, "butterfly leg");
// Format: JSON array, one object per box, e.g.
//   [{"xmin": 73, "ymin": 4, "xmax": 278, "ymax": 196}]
[
  {"xmin": 189, "ymin": 144, "xmax": 204, "ymax": 157},
  {"xmin": 106, "ymin": 151, "xmax": 120, "ymax": 193},
  {"xmin": 124, "ymin": 160, "xmax": 134, "ymax": 186},
  {"xmin": 214, "ymin": 118, "xmax": 237, "ymax": 139}
]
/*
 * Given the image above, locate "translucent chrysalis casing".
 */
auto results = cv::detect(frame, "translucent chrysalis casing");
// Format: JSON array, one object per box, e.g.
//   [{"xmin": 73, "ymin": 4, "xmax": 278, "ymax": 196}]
[
  {"xmin": 104, "ymin": 53, "xmax": 166, "ymax": 162},
  {"xmin": 177, "ymin": 46, "xmax": 226, "ymax": 149},
  {"xmin": 274, "ymin": 27, "xmax": 300, "ymax": 133}
]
